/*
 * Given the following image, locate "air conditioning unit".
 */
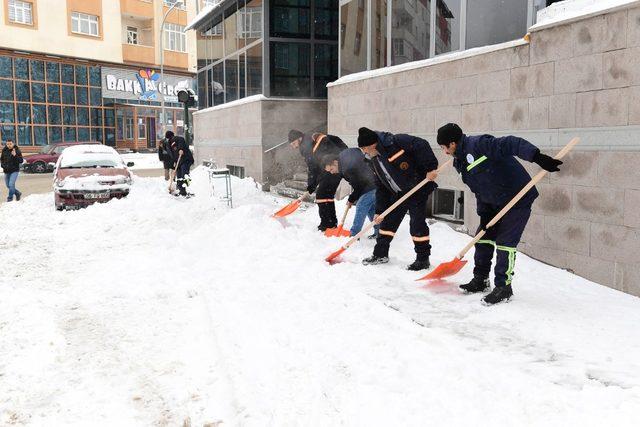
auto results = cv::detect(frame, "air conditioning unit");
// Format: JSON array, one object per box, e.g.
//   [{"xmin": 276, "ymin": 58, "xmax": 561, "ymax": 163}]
[{"xmin": 430, "ymin": 187, "xmax": 464, "ymax": 223}]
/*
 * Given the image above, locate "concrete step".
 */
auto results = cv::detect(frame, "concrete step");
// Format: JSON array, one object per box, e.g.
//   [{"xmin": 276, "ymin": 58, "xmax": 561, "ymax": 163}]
[
  {"xmin": 269, "ymin": 182, "xmax": 315, "ymax": 201},
  {"xmin": 293, "ymin": 173, "xmax": 308, "ymax": 181},
  {"xmin": 284, "ymin": 179, "xmax": 308, "ymax": 191}
]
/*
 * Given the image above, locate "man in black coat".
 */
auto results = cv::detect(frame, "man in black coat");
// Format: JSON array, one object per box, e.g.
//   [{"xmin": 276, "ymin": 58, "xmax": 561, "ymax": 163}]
[
  {"xmin": 322, "ymin": 148, "xmax": 378, "ymax": 237},
  {"xmin": 158, "ymin": 136, "xmax": 174, "ymax": 181},
  {"xmin": 357, "ymin": 127, "xmax": 439, "ymax": 271},
  {"xmin": 435, "ymin": 123, "xmax": 562, "ymax": 304},
  {"xmin": 288, "ymin": 129, "xmax": 348, "ymax": 231},
  {"xmin": 166, "ymin": 131, "xmax": 194, "ymax": 196},
  {"xmin": 1, "ymin": 139, "xmax": 24, "ymax": 202}
]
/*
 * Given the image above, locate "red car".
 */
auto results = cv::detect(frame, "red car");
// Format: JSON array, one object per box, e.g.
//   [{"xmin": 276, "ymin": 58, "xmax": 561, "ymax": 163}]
[
  {"xmin": 23, "ymin": 142, "xmax": 99, "ymax": 173},
  {"xmin": 53, "ymin": 144, "xmax": 134, "ymax": 211}
]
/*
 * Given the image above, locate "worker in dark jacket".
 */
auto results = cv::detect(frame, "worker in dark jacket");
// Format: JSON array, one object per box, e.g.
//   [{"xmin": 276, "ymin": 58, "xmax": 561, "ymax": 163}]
[
  {"xmin": 158, "ymin": 136, "xmax": 174, "ymax": 181},
  {"xmin": 167, "ymin": 131, "xmax": 194, "ymax": 196},
  {"xmin": 322, "ymin": 148, "xmax": 378, "ymax": 237},
  {"xmin": 435, "ymin": 123, "xmax": 562, "ymax": 305},
  {"xmin": 357, "ymin": 127, "xmax": 439, "ymax": 271},
  {"xmin": 1, "ymin": 139, "xmax": 23, "ymax": 202},
  {"xmin": 289, "ymin": 129, "xmax": 348, "ymax": 231}
]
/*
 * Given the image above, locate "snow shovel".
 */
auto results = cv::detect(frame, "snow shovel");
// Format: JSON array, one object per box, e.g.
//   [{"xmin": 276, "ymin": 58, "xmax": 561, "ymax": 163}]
[
  {"xmin": 168, "ymin": 152, "xmax": 183, "ymax": 194},
  {"xmin": 417, "ymin": 137, "xmax": 580, "ymax": 281},
  {"xmin": 326, "ymin": 159, "xmax": 453, "ymax": 264},
  {"xmin": 272, "ymin": 192, "xmax": 309, "ymax": 218},
  {"xmin": 325, "ymin": 204, "xmax": 352, "ymax": 237}
]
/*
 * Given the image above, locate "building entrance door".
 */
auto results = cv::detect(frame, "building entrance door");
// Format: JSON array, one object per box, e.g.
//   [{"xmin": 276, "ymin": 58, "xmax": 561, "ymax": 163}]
[{"xmin": 146, "ymin": 117, "xmax": 156, "ymax": 148}]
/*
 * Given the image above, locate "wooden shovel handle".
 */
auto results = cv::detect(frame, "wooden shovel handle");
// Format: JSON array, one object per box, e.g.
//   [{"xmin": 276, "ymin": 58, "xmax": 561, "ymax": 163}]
[
  {"xmin": 169, "ymin": 152, "xmax": 183, "ymax": 192},
  {"xmin": 341, "ymin": 159, "xmax": 453, "ymax": 250},
  {"xmin": 456, "ymin": 137, "xmax": 580, "ymax": 259},
  {"xmin": 339, "ymin": 203, "xmax": 352, "ymax": 226}
]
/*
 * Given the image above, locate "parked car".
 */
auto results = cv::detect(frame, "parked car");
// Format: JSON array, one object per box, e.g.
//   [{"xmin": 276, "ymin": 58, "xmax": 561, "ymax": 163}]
[
  {"xmin": 53, "ymin": 145, "xmax": 134, "ymax": 211},
  {"xmin": 23, "ymin": 142, "xmax": 99, "ymax": 173}
]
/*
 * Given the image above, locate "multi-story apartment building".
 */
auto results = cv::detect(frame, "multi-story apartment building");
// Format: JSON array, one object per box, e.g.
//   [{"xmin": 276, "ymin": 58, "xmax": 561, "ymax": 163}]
[{"xmin": 0, "ymin": 0, "xmax": 200, "ymax": 152}]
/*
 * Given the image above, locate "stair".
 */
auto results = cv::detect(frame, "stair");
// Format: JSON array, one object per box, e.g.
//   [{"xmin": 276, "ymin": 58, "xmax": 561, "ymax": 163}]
[{"xmin": 269, "ymin": 172, "xmax": 315, "ymax": 201}]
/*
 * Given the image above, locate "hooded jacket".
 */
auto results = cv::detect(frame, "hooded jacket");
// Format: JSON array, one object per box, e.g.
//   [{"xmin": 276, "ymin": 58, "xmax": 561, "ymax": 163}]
[
  {"xmin": 338, "ymin": 148, "xmax": 376, "ymax": 204},
  {"xmin": 453, "ymin": 134, "xmax": 539, "ymax": 214},
  {"xmin": 299, "ymin": 133, "xmax": 347, "ymax": 193}
]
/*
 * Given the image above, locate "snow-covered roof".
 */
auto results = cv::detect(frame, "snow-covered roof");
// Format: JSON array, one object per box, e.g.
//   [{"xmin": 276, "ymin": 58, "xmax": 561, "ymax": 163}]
[
  {"xmin": 185, "ymin": 2, "xmax": 223, "ymax": 31},
  {"xmin": 531, "ymin": 0, "xmax": 639, "ymax": 31}
]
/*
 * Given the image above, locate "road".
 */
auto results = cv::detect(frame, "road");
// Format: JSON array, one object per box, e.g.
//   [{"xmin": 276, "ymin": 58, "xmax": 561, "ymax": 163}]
[{"xmin": 0, "ymin": 169, "xmax": 164, "ymax": 204}]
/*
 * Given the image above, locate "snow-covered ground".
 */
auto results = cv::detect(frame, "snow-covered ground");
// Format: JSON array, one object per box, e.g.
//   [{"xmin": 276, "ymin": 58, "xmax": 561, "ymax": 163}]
[
  {"xmin": 1, "ymin": 169, "xmax": 639, "ymax": 426},
  {"xmin": 120, "ymin": 153, "xmax": 163, "ymax": 170}
]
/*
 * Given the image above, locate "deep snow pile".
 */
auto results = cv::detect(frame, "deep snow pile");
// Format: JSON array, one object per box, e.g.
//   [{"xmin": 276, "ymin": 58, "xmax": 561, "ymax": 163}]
[
  {"xmin": 1, "ymin": 169, "xmax": 639, "ymax": 426},
  {"xmin": 120, "ymin": 153, "xmax": 163, "ymax": 170}
]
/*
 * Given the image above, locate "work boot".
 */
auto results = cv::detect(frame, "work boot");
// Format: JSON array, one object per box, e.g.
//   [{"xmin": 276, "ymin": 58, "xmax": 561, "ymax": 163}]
[
  {"xmin": 15, "ymin": 191, "xmax": 21, "ymax": 201},
  {"xmin": 362, "ymin": 255, "xmax": 389, "ymax": 265},
  {"xmin": 460, "ymin": 276, "xmax": 490, "ymax": 294},
  {"xmin": 482, "ymin": 285, "xmax": 513, "ymax": 305},
  {"xmin": 407, "ymin": 258, "xmax": 430, "ymax": 271}
]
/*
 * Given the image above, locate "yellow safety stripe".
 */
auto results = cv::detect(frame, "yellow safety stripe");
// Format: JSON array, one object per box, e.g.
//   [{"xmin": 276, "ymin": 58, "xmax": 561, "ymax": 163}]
[
  {"xmin": 312, "ymin": 134, "xmax": 326, "ymax": 153},
  {"xmin": 466, "ymin": 155, "xmax": 488, "ymax": 171},
  {"xmin": 388, "ymin": 149, "xmax": 405, "ymax": 162},
  {"xmin": 379, "ymin": 230, "xmax": 395, "ymax": 237},
  {"xmin": 412, "ymin": 235, "xmax": 430, "ymax": 242},
  {"xmin": 497, "ymin": 245, "xmax": 517, "ymax": 285},
  {"xmin": 315, "ymin": 198, "xmax": 334, "ymax": 204},
  {"xmin": 477, "ymin": 239, "xmax": 496, "ymax": 246}
]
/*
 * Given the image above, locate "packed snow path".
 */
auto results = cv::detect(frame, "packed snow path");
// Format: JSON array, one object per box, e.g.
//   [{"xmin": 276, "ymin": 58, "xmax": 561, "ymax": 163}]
[{"xmin": 1, "ymin": 169, "xmax": 639, "ymax": 426}]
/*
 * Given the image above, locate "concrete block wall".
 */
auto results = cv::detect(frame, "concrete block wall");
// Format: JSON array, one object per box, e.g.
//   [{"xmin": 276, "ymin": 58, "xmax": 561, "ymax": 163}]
[
  {"xmin": 193, "ymin": 97, "xmax": 327, "ymax": 188},
  {"xmin": 327, "ymin": 2, "xmax": 640, "ymax": 297}
]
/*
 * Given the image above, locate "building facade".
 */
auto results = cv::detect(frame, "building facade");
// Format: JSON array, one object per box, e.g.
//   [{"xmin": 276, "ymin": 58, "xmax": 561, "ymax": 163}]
[
  {"xmin": 328, "ymin": 0, "xmax": 640, "ymax": 297},
  {"xmin": 189, "ymin": 0, "xmax": 338, "ymax": 185},
  {"xmin": 0, "ymin": 0, "xmax": 199, "ymax": 152}
]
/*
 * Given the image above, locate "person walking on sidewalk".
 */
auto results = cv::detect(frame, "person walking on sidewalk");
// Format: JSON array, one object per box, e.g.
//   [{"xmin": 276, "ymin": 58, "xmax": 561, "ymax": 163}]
[
  {"xmin": 167, "ymin": 131, "xmax": 194, "ymax": 197},
  {"xmin": 435, "ymin": 123, "xmax": 563, "ymax": 305},
  {"xmin": 288, "ymin": 129, "xmax": 348, "ymax": 231},
  {"xmin": 1, "ymin": 139, "xmax": 24, "ymax": 202},
  {"xmin": 322, "ymin": 149, "xmax": 378, "ymax": 238},
  {"xmin": 357, "ymin": 127, "xmax": 439, "ymax": 271},
  {"xmin": 158, "ymin": 135, "xmax": 174, "ymax": 181}
]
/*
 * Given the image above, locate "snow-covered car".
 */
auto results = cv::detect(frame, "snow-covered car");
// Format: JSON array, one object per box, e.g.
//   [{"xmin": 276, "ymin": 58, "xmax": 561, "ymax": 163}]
[{"xmin": 53, "ymin": 145, "xmax": 134, "ymax": 211}]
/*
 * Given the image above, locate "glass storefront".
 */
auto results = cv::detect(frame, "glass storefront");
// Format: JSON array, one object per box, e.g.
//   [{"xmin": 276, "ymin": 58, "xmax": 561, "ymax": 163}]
[
  {"xmin": 0, "ymin": 53, "xmax": 196, "ymax": 150},
  {"xmin": 195, "ymin": 0, "xmax": 338, "ymax": 108},
  {"xmin": 340, "ymin": 0, "xmax": 531, "ymax": 77},
  {"xmin": 0, "ymin": 53, "xmax": 115, "ymax": 147}
]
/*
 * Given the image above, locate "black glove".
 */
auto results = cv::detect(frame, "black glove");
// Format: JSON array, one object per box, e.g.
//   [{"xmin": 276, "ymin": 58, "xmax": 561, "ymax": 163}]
[
  {"xmin": 533, "ymin": 150, "xmax": 563, "ymax": 172},
  {"xmin": 479, "ymin": 213, "xmax": 492, "ymax": 231}
]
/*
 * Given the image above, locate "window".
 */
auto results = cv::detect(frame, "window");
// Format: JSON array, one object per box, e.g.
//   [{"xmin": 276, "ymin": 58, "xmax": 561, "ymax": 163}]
[
  {"xmin": 237, "ymin": 7, "xmax": 262, "ymax": 39},
  {"xmin": 8, "ymin": 0, "xmax": 33, "ymax": 25},
  {"xmin": 393, "ymin": 39, "xmax": 404, "ymax": 57},
  {"xmin": 164, "ymin": 23, "xmax": 186, "ymax": 52},
  {"xmin": 71, "ymin": 12, "xmax": 99, "ymax": 37},
  {"xmin": 137, "ymin": 118, "xmax": 146, "ymax": 139},
  {"xmin": 431, "ymin": 188, "xmax": 464, "ymax": 222},
  {"xmin": 125, "ymin": 116, "xmax": 134, "ymax": 139},
  {"xmin": 203, "ymin": 0, "xmax": 221, "ymax": 7},
  {"xmin": 227, "ymin": 165, "xmax": 245, "ymax": 179},
  {"xmin": 127, "ymin": 26, "xmax": 139, "ymax": 45}
]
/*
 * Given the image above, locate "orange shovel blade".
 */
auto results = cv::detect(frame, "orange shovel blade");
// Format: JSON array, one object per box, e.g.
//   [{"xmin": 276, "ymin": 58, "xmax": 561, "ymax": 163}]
[
  {"xmin": 416, "ymin": 257, "xmax": 468, "ymax": 281},
  {"xmin": 325, "ymin": 247, "xmax": 346, "ymax": 264},
  {"xmin": 324, "ymin": 225, "xmax": 351, "ymax": 238},
  {"xmin": 272, "ymin": 199, "xmax": 301, "ymax": 218}
]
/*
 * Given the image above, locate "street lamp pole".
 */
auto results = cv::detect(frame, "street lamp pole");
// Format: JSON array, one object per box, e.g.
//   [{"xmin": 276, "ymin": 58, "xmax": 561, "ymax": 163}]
[{"xmin": 160, "ymin": 0, "xmax": 183, "ymax": 138}]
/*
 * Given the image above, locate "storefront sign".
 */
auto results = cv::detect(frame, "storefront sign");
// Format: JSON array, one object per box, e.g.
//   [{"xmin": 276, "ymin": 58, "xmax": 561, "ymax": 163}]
[{"xmin": 102, "ymin": 67, "xmax": 194, "ymax": 103}]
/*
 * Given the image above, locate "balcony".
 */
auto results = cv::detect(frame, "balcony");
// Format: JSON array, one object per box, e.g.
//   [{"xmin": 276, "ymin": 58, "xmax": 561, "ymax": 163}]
[
  {"xmin": 163, "ymin": 50, "xmax": 188, "ymax": 69},
  {"xmin": 120, "ymin": 0, "xmax": 154, "ymax": 19},
  {"xmin": 123, "ymin": 43, "xmax": 156, "ymax": 65}
]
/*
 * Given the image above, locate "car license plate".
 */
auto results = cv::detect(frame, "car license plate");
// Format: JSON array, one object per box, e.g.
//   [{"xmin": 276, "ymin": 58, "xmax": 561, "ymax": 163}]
[{"xmin": 85, "ymin": 193, "xmax": 109, "ymax": 199}]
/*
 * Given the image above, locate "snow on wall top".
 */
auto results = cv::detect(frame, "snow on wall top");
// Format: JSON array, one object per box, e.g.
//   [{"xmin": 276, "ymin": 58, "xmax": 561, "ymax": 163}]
[
  {"xmin": 531, "ymin": 0, "xmax": 639, "ymax": 31},
  {"xmin": 327, "ymin": 39, "xmax": 527, "ymax": 88}
]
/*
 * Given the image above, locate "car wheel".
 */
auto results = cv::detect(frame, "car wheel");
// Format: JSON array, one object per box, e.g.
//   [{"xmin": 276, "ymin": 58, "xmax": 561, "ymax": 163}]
[
  {"xmin": 33, "ymin": 161, "xmax": 47, "ymax": 174},
  {"xmin": 55, "ymin": 204, "xmax": 64, "ymax": 211}
]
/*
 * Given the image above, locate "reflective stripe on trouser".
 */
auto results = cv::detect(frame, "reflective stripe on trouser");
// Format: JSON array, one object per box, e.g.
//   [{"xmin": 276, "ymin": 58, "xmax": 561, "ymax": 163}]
[
  {"xmin": 316, "ymin": 171, "xmax": 341, "ymax": 228},
  {"xmin": 373, "ymin": 190, "xmax": 431, "ymax": 259},
  {"xmin": 473, "ymin": 207, "xmax": 531, "ymax": 287}
]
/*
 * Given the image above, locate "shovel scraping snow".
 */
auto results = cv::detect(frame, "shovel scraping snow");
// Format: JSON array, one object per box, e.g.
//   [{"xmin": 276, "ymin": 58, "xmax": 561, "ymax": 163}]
[
  {"xmin": 272, "ymin": 192, "xmax": 308, "ymax": 218},
  {"xmin": 417, "ymin": 137, "xmax": 580, "ymax": 281}
]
